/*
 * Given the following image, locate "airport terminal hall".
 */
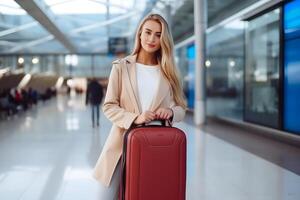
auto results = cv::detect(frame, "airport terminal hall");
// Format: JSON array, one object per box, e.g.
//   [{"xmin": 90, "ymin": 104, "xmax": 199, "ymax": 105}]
[{"xmin": 1, "ymin": 0, "xmax": 300, "ymax": 200}]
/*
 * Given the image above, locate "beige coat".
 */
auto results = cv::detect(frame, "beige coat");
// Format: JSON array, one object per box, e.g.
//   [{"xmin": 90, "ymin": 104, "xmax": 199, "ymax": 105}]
[{"xmin": 93, "ymin": 54, "xmax": 186, "ymax": 186}]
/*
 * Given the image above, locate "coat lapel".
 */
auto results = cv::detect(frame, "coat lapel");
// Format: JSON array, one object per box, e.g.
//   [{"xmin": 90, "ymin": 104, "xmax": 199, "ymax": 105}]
[{"xmin": 124, "ymin": 55, "xmax": 142, "ymax": 114}]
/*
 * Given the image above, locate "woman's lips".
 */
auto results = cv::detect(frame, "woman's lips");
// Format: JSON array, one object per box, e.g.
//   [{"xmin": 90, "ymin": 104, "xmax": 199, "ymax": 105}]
[{"xmin": 147, "ymin": 44, "xmax": 156, "ymax": 48}]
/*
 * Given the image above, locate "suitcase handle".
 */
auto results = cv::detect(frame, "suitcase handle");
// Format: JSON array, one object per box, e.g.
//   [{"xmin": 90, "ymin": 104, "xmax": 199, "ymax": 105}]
[{"xmin": 141, "ymin": 119, "xmax": 172, "ymax": 127}]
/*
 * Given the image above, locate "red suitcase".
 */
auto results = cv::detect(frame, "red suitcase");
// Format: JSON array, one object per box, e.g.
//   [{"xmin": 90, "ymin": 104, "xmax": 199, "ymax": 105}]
[{"xmin": 119, "ymin": 120, "xmax": 186, "ymax": 200}]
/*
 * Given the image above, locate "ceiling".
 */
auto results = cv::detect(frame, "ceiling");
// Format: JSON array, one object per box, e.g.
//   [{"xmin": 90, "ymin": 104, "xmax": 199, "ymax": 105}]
[
  {"xmin": 0, "ymin": 0, "xmax": 262, "ymax": 55},
  {"xmin": 172, "ymin": 0, "xmax": 262, "ymax": 43},
  {"xmin": 0, "ymin": 0, "xmax": 185, "ymax": 55}
]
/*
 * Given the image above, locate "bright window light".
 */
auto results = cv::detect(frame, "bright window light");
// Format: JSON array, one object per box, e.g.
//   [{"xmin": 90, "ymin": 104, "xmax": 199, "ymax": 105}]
[
  {"xmin": 45, "ymin": 0, "xmax": 106, "ymax": 14},
  {"xmin": 18, "ymin": 57, "xmax": 24, "ymax": 64},
  {"xmin": 0, "ymin": 0, "xmax": 26, "ymax": 15},
  {"xmin": 225, "ymin": 20, "xmax": 245, "ymax": 30},
  {"xmin": 18, "ymin": 74, "xmax": 32, "ymax": 89},
  {"xmin": 205, "ymin": 60, "xmax": 211, "ymax": 68},
  {"xmin": 65, "ymin": 55, "xmax": 78, "ymax": 66},
  {"xmin": 32, "ymin": 57, "xmax": 39, "ymax": 64},
  {"xmin": 45, "ymin": 0, "xmax": 133, "ymax": 14},
  {"xmin": 229, "ymin": 60, "xmax": 236, "ymax": 67},
  {"xmin": 55, "ymin": 77, "xmax": 64, "ymax": 89}
]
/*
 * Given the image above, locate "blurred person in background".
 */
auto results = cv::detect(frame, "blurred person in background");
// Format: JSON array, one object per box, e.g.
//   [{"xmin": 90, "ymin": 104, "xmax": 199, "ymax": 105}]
[{"xmin": 86, "ymin": 78, "xmax": 104, "ymax": 127}]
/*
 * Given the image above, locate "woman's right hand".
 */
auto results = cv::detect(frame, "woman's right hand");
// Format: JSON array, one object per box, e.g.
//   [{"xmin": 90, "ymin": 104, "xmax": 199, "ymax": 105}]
[{"xmin": 134, "ymin": 111, "xmax": 156, "ymax": 124}]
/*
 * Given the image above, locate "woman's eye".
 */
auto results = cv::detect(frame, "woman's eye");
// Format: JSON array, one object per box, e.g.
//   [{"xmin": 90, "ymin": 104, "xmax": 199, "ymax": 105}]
[
  {"xmin": 156, "ymin": 34, "xmax": 161, "ymax": 38},
  {"xmin": 146, "ymin": 31, "xmax": 151, "ymax": 35}
]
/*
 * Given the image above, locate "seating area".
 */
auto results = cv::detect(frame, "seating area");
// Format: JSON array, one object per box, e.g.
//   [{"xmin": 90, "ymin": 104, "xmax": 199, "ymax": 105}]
[
  {"xmin": 0, "ymin": 74, "xmax": 58, "ymax": 119},
  {"xmin": 0, "ymin": 87, "xmax": 56, "ymax": 119}
]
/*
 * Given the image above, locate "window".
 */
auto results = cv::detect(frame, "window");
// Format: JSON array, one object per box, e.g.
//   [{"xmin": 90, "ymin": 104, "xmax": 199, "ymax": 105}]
[
  {"xmin": 245, "ymin": 8, "xmax": 281, "ymax": 128},
  {"xmin": 206, "ymin": 20, "xmax": 245, "ymax": 120}
]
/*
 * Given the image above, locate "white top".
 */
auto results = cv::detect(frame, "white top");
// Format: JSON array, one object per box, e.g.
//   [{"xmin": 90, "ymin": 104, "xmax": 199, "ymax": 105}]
[{"xmin": 136, "ymin": 62, "xmax": 160, "ymax": 112}]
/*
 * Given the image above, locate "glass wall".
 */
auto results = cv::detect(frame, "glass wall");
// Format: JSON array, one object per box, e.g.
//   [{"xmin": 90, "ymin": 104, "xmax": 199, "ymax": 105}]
[
  {"xmin": 69, "ymin": 55, "xmax": 92, "ymax": 77},
  {"xmin": 244, "ymin": 8, "xmax": 281, "ymax": 128},
  {"xmin": 173, "ymin": 0, "xmax": 299, "ymax": 135},
  {"xmin": 0, "ymin": 54, "xmax": 116, "ymax": 78},
  {"xmin": 175, "ymin": 46, "xmax": 190, "ymax": 108},
  {"xmin": 206, "ymin": 20, "xmax": 245, "ymax": 120},
  {"xmin": 0, "ymin": 56, "xmax": 17, "ymax": 70},
  {"xmin": 93, "ymin": 55, "xmax": 117, "ymax": 77},
  {"xmin": 208, "ymin": 0, "xmax": 261, "ymax": 27}
]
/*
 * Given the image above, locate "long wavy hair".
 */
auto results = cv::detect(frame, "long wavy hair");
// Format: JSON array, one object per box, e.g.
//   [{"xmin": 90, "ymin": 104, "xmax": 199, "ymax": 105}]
[{"xmin": 131, "ymin": 14, "xmax": 187, "ymax": 109}]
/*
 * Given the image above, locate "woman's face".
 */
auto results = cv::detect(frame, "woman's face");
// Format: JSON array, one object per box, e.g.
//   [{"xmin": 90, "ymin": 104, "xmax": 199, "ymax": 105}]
[{"xmin": 140, "ymin": 20, "xmax": 161, "ymax": 53}]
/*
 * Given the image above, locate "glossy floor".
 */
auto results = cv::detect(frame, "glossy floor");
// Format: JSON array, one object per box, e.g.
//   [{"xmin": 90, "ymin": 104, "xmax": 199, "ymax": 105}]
[{"xmin": 0, "ymin": 94, "xmax": 299, "ymax": 200}]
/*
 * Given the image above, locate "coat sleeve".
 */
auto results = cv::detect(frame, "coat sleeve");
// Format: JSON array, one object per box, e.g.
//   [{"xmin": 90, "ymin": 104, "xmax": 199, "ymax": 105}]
[
  {"xmin": 102, "ymin": 63, "xmax": 139, "ymax": 129},
  {"xmin": 169, "ymin": 89, "xmax": 186, "ymax": 123}
]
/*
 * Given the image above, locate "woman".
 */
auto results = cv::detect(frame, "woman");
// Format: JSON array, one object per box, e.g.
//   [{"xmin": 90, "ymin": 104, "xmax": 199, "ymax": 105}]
[{"xmin": 93, "ymin": 13, "xmax": 187, "ymax": 199}]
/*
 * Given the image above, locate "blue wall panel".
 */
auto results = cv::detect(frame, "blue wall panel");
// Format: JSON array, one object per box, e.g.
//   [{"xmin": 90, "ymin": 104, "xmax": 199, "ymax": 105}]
[
  {"xmin": 187, "ymin": 44, "xmax": 195, "ymax": 109},
  {"xmin": 284, "ymin": 0, "xmax": 300, "ymax": 134}
]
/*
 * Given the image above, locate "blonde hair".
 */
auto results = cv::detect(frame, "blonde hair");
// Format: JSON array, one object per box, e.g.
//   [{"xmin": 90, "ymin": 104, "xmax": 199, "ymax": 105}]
[{"xmin": 131, "ymin": 13, "xmax": 187, "ymax": 109}]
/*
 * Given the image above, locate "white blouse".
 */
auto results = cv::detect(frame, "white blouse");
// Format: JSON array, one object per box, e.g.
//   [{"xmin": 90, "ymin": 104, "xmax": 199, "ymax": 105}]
[{"xmin": 136, "ymin": 63, "xmax": 160, "ymax": 112}]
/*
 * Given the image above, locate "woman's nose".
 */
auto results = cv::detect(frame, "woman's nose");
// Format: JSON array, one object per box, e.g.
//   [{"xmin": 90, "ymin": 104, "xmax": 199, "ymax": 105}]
[{"xmin": 149, "ymin": 34, "xmax": 155, "ymax": 43}]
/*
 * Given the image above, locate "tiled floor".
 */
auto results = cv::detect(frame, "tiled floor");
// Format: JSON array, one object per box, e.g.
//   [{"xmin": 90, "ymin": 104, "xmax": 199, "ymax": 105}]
[{"xmin": 0, "ymin": 94, "xmax": 299, "ymax": 200}]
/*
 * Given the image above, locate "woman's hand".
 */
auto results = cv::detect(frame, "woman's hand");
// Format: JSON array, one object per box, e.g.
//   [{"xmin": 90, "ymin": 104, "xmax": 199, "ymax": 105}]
[
  {"xmin": 134, "ymin": 111, "xmax": 156, "ymax": 124},
  {"xmin": 155, "ymin": 108, "xmax": 173, "ymax": 120}
]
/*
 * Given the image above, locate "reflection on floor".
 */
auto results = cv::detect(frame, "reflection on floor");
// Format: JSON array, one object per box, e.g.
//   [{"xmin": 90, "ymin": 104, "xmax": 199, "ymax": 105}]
[{"xmin": 0, "ymin": 94, "xmax": 299, "ymax": 200}]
